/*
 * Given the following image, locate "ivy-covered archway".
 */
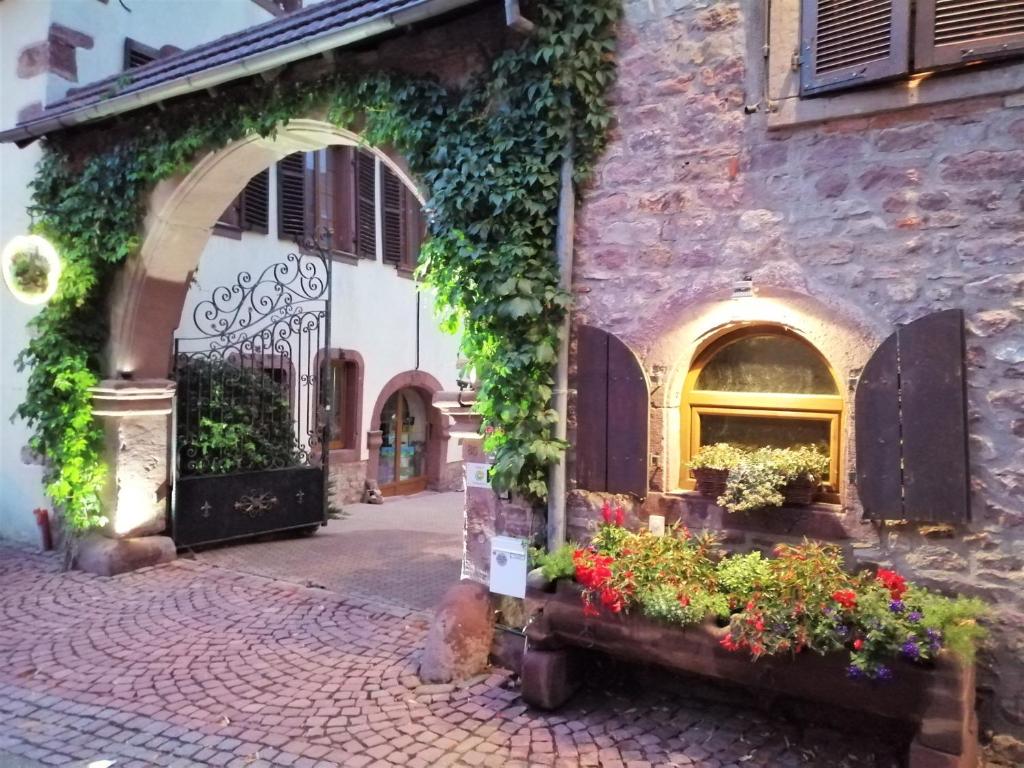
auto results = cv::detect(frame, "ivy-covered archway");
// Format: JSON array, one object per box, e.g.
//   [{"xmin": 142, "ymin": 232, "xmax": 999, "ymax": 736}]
[{"xmin": 16, "ymin": 0, "xmax": 620, "ymax": 543}]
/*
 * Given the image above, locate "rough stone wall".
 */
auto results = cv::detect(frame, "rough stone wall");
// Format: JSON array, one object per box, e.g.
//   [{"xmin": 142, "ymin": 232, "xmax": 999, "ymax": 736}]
[
  {"xmin": 329, "ymin": 460, "xmax": 367, "ymax": 507},
  {"xmin": 571, "ymin": 0, "xmax": 1024, "ymax": 756}
]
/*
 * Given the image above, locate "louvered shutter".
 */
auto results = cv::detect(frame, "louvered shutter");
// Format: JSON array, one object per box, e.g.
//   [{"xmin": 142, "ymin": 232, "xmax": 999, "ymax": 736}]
[
  {"xmin": 800, "ymin": 0, "xmax": 911, "ymax": 96},
  {"xmin": 123, "ymin": 39, "xmax": 158, "ymax": 70},
  {"xmin": 915, "ymin": 0, "xmax": 1024, "ymax": 70},
  {"xmin": 402, "ymin": 191, "xmax": 426, "ymax": 269},
  {"xmin": 355, "ymin": 150, "xmax": 377, "ymax": 260},
  {"xmin": 277, "ymin": 153, "xmax": 309, "ymax": 241},
  {"xmin": 381, "ymin": 165, "xmax": 404, "ymax": 265},
  {"xmin": 855, "ymin": 310, "xmax": 970, "ymax": 523},
  {"xmin": 240, "ymin": 169, "xmax": 269, "ymax": 234},
  {"xmin": 575, "ymin": 325, "xmax": 649, "ymax": 498}
]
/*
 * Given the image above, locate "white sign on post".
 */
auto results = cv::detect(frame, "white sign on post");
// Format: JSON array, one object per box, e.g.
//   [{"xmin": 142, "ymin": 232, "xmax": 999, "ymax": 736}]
[
  {"xmin": 465, "ymin": 463, "xmax": 492, "ymax": 489},
  {"xmin": 489, "ymin": 536, "xmax": 528, "ymax": 599}
]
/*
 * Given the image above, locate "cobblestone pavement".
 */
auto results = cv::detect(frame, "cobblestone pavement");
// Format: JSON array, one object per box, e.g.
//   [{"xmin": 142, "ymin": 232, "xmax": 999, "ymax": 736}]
[
  {"xmin": 0, "ymin": 544, "xmax": 905, "ymax": 768},
  {"xmin": 194, "ymin": 492, "xmax": 464, "ymax": 611}
]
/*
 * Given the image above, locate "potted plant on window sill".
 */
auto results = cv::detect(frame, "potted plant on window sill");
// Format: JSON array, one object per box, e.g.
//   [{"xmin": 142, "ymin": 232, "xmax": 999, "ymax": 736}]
[
  {"xmin": 715, "ymin": 445, "xmax": 830, "ymax": 513},
  {"xmin": 688, "ymin": 443, "xmax": 745, "ymax": 498}
]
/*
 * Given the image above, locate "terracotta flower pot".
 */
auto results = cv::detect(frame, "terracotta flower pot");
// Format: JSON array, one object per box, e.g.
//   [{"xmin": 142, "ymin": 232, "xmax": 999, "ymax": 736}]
[
  {"xmin": 783, "ymin": 477, "xmax": 818, "ymax": 506},
  {"xmin": 693, "ymin": 468, "xmax": 728, "ymax": 497}
]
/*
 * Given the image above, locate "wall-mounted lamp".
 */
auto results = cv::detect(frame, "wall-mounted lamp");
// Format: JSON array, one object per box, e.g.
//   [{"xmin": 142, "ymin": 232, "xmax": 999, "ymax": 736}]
[
  {"xmin": 1, "ymin": 234, "xmax": 61, "ymax": 306},
  {"xmin": 731, "ymin": 274, "xmax": 755, "ymax": 300}
]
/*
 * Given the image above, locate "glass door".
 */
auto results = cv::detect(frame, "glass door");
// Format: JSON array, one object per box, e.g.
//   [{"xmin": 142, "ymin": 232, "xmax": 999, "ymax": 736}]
[{"xmin": 377, "ymin": 388, "xmax": 429, "ymax": 496}]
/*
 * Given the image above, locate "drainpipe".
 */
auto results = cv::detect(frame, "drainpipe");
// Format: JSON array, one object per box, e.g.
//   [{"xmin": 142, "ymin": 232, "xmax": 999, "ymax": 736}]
[{"xmin": 547, "ymin": 142, "xmax": 575, "ymax": 552}]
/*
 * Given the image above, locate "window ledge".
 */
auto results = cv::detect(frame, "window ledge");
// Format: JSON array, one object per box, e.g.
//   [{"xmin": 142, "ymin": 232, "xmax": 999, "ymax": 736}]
[
  {"xmin": 212, "ymin": 223, "xmax": 242, "ymax": 240},
  {"xmin": 666, "ymin": 490, "xmax": 851, "ymax": 540}
]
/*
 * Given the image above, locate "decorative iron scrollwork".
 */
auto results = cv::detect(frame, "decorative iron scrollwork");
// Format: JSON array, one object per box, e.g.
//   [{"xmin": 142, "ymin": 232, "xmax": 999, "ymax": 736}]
[{"xmin": 234, "ymin": 491, "xmax": 279, "ymax": 519}]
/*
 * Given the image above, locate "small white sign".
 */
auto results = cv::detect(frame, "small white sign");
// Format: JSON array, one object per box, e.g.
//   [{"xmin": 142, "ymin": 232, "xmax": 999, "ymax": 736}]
[
  {"xmin": 489, "ymin": 536, "xmax": 528, "ymax": 599},
  {"xmin": 648, "ymin": 514, "xmax": 666, "ymax": 537},
  {"xmin": 465, "ymin": 462, "xmax": 492, "ymax": 489}
]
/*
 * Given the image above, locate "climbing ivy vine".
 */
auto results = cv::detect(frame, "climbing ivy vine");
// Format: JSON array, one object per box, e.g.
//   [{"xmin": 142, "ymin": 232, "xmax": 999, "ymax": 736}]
[{"xmin": 16, "ymin": 0, "xmax": 619, "ymax": 532}]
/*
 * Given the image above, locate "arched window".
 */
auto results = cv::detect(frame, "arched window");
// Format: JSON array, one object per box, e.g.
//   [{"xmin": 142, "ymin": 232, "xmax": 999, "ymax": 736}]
[{"xmin": 681, "ymin": 327, "xmax": 843, "ymax": 499}]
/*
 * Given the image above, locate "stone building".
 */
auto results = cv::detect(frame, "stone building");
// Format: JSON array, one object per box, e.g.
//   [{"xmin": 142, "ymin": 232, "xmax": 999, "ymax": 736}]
[{"xmin": 555, "ymin": 1, "xmax": 1024, "ymax": 760}]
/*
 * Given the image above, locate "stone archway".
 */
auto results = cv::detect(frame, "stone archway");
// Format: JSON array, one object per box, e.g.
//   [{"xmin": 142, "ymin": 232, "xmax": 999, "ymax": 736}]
[
  {"xmin": 367, "ymin": 370, "xmax": 450, "ymax": 496},
  {"xmin": 89, "ymin": 119, "xmax": 428, "ymax": 561}
]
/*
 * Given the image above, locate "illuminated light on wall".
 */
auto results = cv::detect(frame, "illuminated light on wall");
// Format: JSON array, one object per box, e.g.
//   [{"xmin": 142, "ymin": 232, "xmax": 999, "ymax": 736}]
[
  {"xmin": 1, "ymin": 234, "xmax": 62, "ymax": 305},
  {"xmin": 112, "ymin": 481, "xmax": 159, "ymax": 536}
]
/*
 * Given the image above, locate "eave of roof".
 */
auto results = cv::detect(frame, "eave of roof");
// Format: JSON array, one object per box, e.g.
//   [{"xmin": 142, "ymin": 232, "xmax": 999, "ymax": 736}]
[{"xmin": 0, "ymin": 0, "xmax": 485, "ymax": 145}]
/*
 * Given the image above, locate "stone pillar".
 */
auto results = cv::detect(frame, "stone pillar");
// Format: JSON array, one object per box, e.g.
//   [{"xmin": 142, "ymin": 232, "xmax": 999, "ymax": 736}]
[
  {"xmin": 433, "ymin": 390, "xmax": 544, "ymax": 583},
  {"xmin": 77, "ymin": 379, "xmax": 177, "ymax": 576}
]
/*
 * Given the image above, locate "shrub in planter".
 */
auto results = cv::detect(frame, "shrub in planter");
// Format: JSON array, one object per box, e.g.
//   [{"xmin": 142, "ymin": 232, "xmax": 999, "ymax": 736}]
[
  {"xmin": 175, "ymin": 358, "xmax": 302, "ymax": 476},
  {"xmin": 567, "ymin": 510, "xmax": 988, "ymax": 681},
  {"xmin": 688, "ymin": 443, "xmax": 746, "ymax": 497}
]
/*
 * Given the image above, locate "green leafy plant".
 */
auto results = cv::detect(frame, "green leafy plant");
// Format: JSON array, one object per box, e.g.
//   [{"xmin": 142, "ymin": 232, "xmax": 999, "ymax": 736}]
[
  {"xmin": 175, "ymin": 359, "xmax": 300, "ymax": 475},
  {"xmin": 10, "ymin": 247, "xmax": 50, "ymax": 295},
  {"xmin": 530, "ymin": 542, "xmax": 577, "ymax": 582},
  {"xmin": 688, "ymin": 442, "xmax": 748, "ymax": 471},
  {"xmin": 15, "ymin": 0, "xmax": 621, "ymax": 533}
]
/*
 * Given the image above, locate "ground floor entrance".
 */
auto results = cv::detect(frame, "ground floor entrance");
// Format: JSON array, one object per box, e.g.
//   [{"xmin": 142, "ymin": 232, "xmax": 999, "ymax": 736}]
[{"xmin": 377, "ymin": 387, "xmax": 431, "ymax": 497}]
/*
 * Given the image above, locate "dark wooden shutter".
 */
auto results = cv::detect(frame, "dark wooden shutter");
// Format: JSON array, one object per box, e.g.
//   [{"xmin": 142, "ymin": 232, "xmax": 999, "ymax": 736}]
[
  {"xmin": 800, "ymin": 0, "xmax": 911, "ymax": 96},
  {"xmin": 575, "ymin": 325, "xmax": 649, "ymax": 498},
  {"xmin": 402, "ymin": 191, "xmax": 426, "ymax": 269},
  {"xmin": 855, "ymin": 310, "xmax": 970, "ymax": 523},
  {"xmin": 355, "ymin": 150, "xmax": 377, "ymax": 260},
  {"xmin": 915, "ymin": 0, "xmax": 1024, "ymax": 70},
  {"xmin": 240, "ymin": 169, "xmax": 269, "ymax": 234},
  {"xmin": 381, "ymin": 165, "xmax": 404, "ymax": 265},
  {"xmin": 123, "ymin": 38, "xmax": 159, "ymax": 70},
  {"xmin": 277, "ymin": 153, "xmax": 309, "ymax": 241}
]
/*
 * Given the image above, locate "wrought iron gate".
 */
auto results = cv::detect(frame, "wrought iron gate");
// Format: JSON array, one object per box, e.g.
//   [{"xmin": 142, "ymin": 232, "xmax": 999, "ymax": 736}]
[{"xmin": 171, "ymin": 235, "xmax": 332, "ymax": 548}]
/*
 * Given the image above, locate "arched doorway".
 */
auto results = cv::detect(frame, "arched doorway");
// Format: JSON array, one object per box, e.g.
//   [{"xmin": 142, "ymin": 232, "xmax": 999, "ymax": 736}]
[
  {"xmin": 377, "ymin": 388, "xmax": 430, "ymax": 496},
  {"xmin": 369, "ymin": 370, "xmax": 449, "ymax": 498}
]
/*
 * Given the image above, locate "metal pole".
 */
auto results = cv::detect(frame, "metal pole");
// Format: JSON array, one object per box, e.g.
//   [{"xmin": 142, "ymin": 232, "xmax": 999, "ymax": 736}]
[{"xmin": 547, "ymin": 143, "xmax": 575, "ymax": 551}]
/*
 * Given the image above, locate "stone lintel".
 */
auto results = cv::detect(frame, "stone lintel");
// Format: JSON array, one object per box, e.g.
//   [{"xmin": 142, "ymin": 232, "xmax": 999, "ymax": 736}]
[{"xmin": 433, "ymin": 390, "xmax": 482, "ymax": 439}]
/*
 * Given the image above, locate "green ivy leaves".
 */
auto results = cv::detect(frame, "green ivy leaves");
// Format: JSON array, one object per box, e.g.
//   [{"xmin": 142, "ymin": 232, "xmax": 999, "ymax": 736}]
[{"xmin": 16, "ymin": 0, "xmax": 619, "ymax": 531}]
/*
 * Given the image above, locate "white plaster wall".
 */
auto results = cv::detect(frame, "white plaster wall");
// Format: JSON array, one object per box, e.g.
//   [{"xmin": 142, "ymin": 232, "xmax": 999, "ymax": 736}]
[
  {"xmin": 0, "ymin": 0, "xmax": 284, "ymax": 542},
  {"xmin": 1, "ymin": 3, "xmax": 55, "ymax": 543},
  {"xmin": 176, "ymin": 162, "xmax": 463, "ymax": 467}
]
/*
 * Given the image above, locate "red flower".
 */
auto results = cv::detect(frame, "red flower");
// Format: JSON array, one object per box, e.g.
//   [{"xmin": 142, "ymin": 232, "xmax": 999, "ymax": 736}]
[
  {"xmin": 831, "ymin": 589, "xmax": 858, "ymax": 611},
  {"xmin": 601, "ymin": 502, "xmax": 612, "ymax": 524},
  {"xmin": 615, "ymin": 506, "xmax": 625, "ymax": 526},
  {"xmin": 754, "ymin": 619, "xmax": 765, "ymax": 632},
  {"xmin": 853, "ymin": 638, "xmax": 864, "ymax": 651},
  {"xmin": 583, "ymin": 601, "xmax": 600, "ymax": 618},
  {"xmin": 678, "ymin": 594, "xmax": 690, "ymax": 607},
  {"xmin": 876, "ymin": 568, "xmax": 907, "ymax": 600}
]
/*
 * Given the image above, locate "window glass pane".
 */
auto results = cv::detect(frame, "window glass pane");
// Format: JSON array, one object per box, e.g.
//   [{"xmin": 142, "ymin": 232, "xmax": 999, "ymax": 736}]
[
  {"xmin": 700, "ymin": 414, "xmax": 831, "ymax": 455},
  {"xmin": 398, "ymin": 390, "xmax": 427, "ymax": 482},
  {"xmin": 696, "ymin": 334, "xmax": 838, "ymax": 394}
]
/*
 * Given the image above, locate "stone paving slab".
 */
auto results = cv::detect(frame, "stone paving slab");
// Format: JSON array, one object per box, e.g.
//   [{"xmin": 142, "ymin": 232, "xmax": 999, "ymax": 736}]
[
  {"xmin": 0, "ymin": 543, "xmax": 906, "ymax": 767},
  {"xmin": 193, "ymin": 491, "xmax": 464, "ymax": 612}
]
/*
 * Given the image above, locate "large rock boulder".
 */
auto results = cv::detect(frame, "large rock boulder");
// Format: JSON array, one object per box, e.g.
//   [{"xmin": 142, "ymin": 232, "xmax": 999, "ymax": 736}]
[
  {"xmin": 419, "ymin": 580, "xmax": 495, "ymax": 683},
  {"xmin": 75, "ymin": 534, "xmax": 176, "ymax": 576}
]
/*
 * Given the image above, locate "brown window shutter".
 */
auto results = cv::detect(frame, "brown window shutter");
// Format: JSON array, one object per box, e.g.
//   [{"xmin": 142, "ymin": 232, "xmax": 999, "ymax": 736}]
[
  {"xmin": 402, "ymin": 191, "xmax": 426, "ymax": 269},
  {"xmin": 240, "ymin": 169, "xmax": 269, "ymax": 234},
  {"xmin": 381, "ymin": 165, "xmax": 405, "ymax": 265},
  {"xmin": 575, "ymin": 324, "xmax": 649, "ymax": 498},
  {"xmin": 855, "ymin": 309, "xmax": 970, "ymax": 523},
  {"xmin": 216, "ymin": 195, "xmax": 242, "ymax": 230},
  {"xmin": 277, "ymin": 153, "xmax": 309, "ymax": 241},
  {"xmin": 354, "ymin": 150, "xmax": 377, "ymax": 260},
  {"xmin": 123, "ymin": 38, "xmax": 160, "ymax": 70},
  {"xmin": 915, "ymin": 0, "xmax": 1024, "ymax": 70},
  {"xmin": 800, "ymin": 0, "xmax": 911, "ymax": 96}
]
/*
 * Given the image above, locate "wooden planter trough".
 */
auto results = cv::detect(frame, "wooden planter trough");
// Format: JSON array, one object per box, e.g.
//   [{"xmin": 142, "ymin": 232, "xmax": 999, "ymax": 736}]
[{"xmin": 523, "ymin": 586, "xmax": 978, "ymax": 768}]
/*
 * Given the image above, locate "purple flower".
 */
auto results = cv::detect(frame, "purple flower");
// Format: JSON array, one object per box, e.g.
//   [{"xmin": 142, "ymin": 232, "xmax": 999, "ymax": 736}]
[
  {"xmin": 846, "ymin": 664, "xmax": 863, "ymax": 680},
  {"xmin": 907, "ymin": 611, "xmax": 922, "ymax": 624},
  {"xmin": 835, "ymin": 625, "xmax": 849, "ymax": 639},
  {"xmin": 902, "ymin": 640, "xmax": 920, "ymax": 660},
  {"xmin": 889, "ymin": 599, "xmax": 905, "ymax": 613},
  {"xmin": 876, "ymin": 665, "xmax": 893, "ymax": 681}
]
